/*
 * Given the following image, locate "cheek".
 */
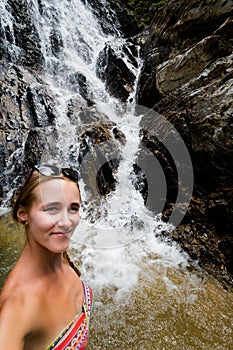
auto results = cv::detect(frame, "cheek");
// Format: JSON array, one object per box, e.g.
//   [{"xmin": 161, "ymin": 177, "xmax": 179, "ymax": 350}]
[
  {"xmin": 74, "ymin": 215, "xmax": 80, "ymax": 226},
  {"xmin": 30, "ymin": 212, "xmax": 56, "ymax": 229},
  {"xmin": 72, "ymin": 212, "xmax": 81, "ymax": 227}
]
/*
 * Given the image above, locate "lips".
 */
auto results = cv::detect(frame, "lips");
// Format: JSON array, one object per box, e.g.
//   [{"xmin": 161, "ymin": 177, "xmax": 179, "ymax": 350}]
[{"xmin": 51, "ymin": 232, "xmax": 71, "ymax": 237}]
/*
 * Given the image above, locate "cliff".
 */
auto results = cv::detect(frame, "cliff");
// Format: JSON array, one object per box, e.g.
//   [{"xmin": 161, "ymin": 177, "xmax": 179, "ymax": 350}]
[{"xmin": 114, "ymin": 0, "xmax": 233, "ymax": 286}]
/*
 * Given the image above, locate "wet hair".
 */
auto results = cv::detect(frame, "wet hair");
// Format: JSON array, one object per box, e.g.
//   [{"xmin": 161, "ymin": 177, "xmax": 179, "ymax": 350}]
[
  {"xmin": 63, "ymin": 251, "xmax": 81, "ymax": 277},
  {"xmin": 12, "ymin": 170, "xmax": 43, "ymax": 222}
]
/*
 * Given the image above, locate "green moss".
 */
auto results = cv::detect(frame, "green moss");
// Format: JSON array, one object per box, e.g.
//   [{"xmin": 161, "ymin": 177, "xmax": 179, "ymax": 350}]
[
  {"xmin": 109, "ymin": 0, "xmax": 167, "ymax": 28},
  {"xmin": 0, "ymin": 214, "xmax": 25, "ymax": 288},
  {"xmin": 200, "ymin": 0, "xmax": 217, "ymax": 6}
]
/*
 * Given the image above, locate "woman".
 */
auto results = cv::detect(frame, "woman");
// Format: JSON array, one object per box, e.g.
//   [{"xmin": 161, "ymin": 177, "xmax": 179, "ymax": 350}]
[{"xmin": 0, "ymin": 164, "xmax": 93, "ymax": 349}]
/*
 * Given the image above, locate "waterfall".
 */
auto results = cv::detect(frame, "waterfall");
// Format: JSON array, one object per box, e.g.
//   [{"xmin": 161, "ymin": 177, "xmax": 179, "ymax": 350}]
[
  {"xmin": 0, "ymin": 0, "xmax": 193, "ymax": 281},
  {"xmin": 0, "ymin": 0, "xmax": 139, "ymax": 200}
]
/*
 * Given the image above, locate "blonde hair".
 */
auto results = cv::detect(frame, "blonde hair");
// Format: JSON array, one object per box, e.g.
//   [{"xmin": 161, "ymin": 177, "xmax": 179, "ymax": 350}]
[
  {"xmin": 12, "ymin": 171, "xmax": 58, "ymax": 221},
  {"xmin": 12, "ymin": 171, "xmax": 42, "ymax": 221}
]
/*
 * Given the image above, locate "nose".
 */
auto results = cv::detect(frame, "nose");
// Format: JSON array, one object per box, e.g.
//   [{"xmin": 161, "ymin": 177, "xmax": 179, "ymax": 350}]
[{"xmin": 57, "ymin": 210, "xmax": 72, "ymax": 229}]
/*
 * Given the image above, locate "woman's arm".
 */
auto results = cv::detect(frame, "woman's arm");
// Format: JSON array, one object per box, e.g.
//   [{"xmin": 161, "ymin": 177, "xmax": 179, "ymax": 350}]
[{"xmin": 0, "ymin": 296, "xmax": 28, "ymax": 349}]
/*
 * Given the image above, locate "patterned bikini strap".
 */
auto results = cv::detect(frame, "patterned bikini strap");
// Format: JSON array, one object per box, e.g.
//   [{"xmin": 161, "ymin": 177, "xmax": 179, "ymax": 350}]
[{"xmin": 82, "ymin": 281, "xmax": 93, "ymax": 321}]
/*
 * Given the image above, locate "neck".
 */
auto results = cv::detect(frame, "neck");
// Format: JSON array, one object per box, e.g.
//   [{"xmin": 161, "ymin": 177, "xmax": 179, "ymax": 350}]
[{"xmin": 21, "ymin": 239, "xmax": 64, "ymax": 276}]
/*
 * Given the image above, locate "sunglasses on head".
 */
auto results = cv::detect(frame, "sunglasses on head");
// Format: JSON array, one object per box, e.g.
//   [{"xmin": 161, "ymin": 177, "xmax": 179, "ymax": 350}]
[{"xmin": 34, "ymin": 164, "xmax": 79, "ymax": 182}]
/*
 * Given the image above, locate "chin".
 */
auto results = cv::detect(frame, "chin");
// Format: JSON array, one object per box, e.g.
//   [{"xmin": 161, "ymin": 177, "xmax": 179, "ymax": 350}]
[{"xmin": 49, "ymin": 244, "xmax": 70, "ymax": 254}]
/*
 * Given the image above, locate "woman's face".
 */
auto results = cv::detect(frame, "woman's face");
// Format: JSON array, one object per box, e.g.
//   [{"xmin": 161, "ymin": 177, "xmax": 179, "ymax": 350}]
[{"xmin": 20, "ymin": 178, "xmax": 81, "ymax": 253}]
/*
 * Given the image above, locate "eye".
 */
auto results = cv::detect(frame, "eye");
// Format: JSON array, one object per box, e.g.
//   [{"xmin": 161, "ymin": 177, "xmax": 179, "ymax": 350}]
[
  {"xmin": 43, "ymin": 206, "xmax": 59, "ymax": 213},
  {"xmin": 69, "ymin": 204, "xmax": 80, "ymax": 213}
]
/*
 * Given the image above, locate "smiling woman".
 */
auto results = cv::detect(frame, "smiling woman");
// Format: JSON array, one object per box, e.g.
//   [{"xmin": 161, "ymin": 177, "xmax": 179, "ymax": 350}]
[{"xmin": 0, "ymin": 164, "xmax": 93, "ymax": 350}]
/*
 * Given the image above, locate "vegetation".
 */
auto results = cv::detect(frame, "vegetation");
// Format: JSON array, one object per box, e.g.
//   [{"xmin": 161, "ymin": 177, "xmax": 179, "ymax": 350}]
[{"xmin": 110, "ymin": 0, "xmax": 167, "ymax": 28}]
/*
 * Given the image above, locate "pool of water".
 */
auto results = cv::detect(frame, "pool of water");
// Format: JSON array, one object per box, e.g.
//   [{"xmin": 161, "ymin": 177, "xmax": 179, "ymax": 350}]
[
  {"xmin": 0, "ymin": 214, "xmax": 232, "ymax": 349},
  {"xmin": 86, "ymin": 266, "xmax": 233, "ymax": 349}
]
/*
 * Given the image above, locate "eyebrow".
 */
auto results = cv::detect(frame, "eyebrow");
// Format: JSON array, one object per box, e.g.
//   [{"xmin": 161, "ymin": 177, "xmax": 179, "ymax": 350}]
[
  {"xmin": 43, "ymin": 201, "xmax": 80, "ymax": 207},
  {"xmin": 42, "ymin": 202, "xmax": 61, "ymax": 208},
  {"xmin": 43, "ymin": 202, "xmax": 61, "ymax": 206}
]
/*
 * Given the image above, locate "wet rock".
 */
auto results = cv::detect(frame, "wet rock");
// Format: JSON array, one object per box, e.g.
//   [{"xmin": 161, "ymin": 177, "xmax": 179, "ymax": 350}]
[
  {"xmin": 68, "ymin": 72, "xmax": 95, "ymax": 107},
  {"xmin": 136, "ymin": 0, "xmax": 233, "ymax": 287},
  {"xmin": 156, "ymin": 35, "xmax": 232, "ymax": 95},
  {"xmin": 0, "ymin": 63, "xmax": 57, "ymax": 203},
  {"xmin": 160, "ymin": 193, "xmax": 233, "ymax": 288},
  {"xmin": 50, "ymin": 28, "xmax": 63, "ymax": 58},
  {"xmin": 64, "ymin": 100, "xmax": 126, "ymax": 201},
  {"xmin": 145, "ymin": 0, "xmax": 233, "ymax": 54},
  {"xmin": 77, "ymin": 113, "xmax": 125, "ymax": 199},
  {"xmin": 0, "ymin": 0, "xmax": 44, "ymax": 68},
  {"xmin": 153, "ymin": 54, "xmax": 233, "ymax": 193},
  {"xmin": 207, "ymin": 191, "xmax": 232, "ymax": 236},
  {"xmin": 218, "ymin": 237, "xmax": 233, "ymax": 274},
  {"xmin": 81, "ymin": 0, "xmax": 139, "ymax": 38},
  {"xmin": 106, "ymin": 0, "xmax": 139, "ymax": 37},
  {"xmin": 96, "ymin": 44, "xmax": 136, "ymax": 101}
]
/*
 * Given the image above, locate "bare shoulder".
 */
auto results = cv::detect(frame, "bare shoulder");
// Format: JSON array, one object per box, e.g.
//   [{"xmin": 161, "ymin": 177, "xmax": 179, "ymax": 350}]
[
  {"xmin": 0, "ymin": 282, "xmax": 42, "ymax": 326},
  {"xmin": 0, "ymin": 291, "xmax": 26, "ymax": 323},
  {"xmin": 0, "ymin": 289, "xmax": 31, "ymax": 349},
  {"xmin": 0, "ymin": 281, "xmax": 45, "ymax": 348}
]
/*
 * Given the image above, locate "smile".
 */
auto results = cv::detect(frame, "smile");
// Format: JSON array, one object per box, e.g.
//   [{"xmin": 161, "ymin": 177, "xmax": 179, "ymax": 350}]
[{"xmin": 51, "ymin": 232, "xmax": 71, "ymax": 237}]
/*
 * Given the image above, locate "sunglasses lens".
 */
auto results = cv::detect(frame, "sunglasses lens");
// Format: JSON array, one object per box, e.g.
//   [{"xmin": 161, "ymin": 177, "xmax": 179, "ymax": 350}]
[
  {"xmin": 35, "ymin": 164, "xmax": 61, "ymax": 176},
  {"xmin": 62, "ymin": 168, "xmax": 79, "ymax": 182}
]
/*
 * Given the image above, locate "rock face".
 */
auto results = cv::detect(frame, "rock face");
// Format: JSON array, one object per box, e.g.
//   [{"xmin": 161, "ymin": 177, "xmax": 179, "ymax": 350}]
[
  {"xmin": 135, "ymin": 0, "xmax": 233, "ymax": 286},
  {"xmin": 0, "ymin": 63, "xmax": 57, "ymax": 193},
  {"xmin": 0, "ymin": 1, "xmax": 44, "ymax": 68}
]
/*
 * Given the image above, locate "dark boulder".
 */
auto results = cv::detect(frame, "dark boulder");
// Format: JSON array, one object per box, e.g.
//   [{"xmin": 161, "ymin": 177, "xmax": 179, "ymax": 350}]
[{"xmin": 96, "ymin": 44, "xmax": 136, "ymax": 101}]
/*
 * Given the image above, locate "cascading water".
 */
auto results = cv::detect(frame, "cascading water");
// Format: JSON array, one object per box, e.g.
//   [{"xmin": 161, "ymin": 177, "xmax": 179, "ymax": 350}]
[{"xmin": 0, "ymin": 1, "xmax": 232, "ymax": 349}]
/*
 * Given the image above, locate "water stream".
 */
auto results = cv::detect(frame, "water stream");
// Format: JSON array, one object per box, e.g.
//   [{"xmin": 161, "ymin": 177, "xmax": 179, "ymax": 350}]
[{"xmin": 0, "ymin": 1, "xmax": 232, "ymax": 348}]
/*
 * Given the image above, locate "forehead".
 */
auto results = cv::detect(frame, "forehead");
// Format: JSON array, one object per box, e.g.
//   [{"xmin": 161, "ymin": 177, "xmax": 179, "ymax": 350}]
[{"xmin": 33, "ymin": 178, "xmax": 80, "ymax": 203}]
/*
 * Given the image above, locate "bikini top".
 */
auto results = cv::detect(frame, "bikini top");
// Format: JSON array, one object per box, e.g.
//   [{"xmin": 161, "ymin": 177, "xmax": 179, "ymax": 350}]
[{"xmin": 46, "ymin": 281, "xmax": 93, "ymax": 350}]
